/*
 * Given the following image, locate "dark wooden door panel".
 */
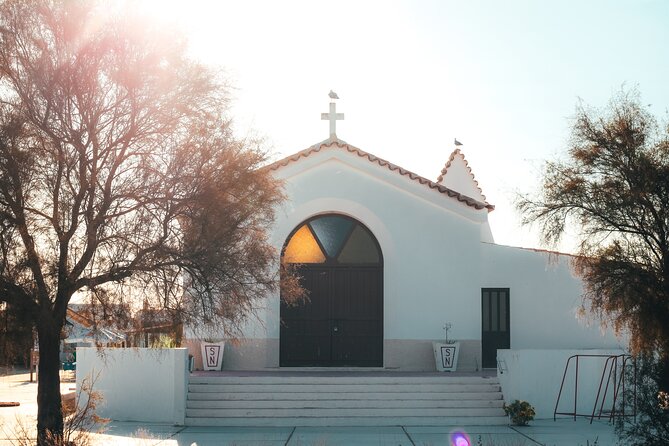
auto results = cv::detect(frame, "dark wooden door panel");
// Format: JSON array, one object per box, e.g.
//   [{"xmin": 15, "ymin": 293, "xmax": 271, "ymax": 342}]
[
  {"xmin": 331, "ymin": 322, "xmax": 383, "ymax": 365},
  {"xmin": 332, "ymin": 268, "xmax": 382, "ymax": 319},
  {"xmin": 481, "ymin": 288, "xmax": 510, "ymax": 369},
  {"xmin": 331, "ymin": 268, "xmax": 383, "ymax": 366},
  {"xmin": 280, "ymin": 268, "xmax": 332, "ymax": 366},
  {"xmin": 280, "ymin": 266, "xmax": 383, "ymax": 367},
  {"xmin": 280, "ymin": 333, "xmax": 331, "ymax": 364},
  {"xmin": 331, "ymin": 335, "xmax": 382, "ymax": 365}
]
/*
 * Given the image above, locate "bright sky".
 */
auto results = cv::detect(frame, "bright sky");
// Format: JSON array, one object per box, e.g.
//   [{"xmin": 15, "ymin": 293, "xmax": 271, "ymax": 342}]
[{"xmin": 142, "ymin": 0, "xmax": 669, "ymax": 252}]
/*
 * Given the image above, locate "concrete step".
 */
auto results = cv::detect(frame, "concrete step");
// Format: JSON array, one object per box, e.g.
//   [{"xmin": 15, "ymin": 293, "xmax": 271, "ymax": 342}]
[
  {"xmin": 186, "ymin": 408, "xmax": 504, "ymax": 419},
  {"xmin": 188, "ymin": 383, "xmax": 501, "ymax": 394},
  {"xmin": 187, "ymin": 399, "xmax": 505, "ymax": 409},
  {"xmin": 188, "ymin": 375, "xmax": 500, "ymax": 385},
  {"xmin": 184, "ymin": 415, "xmax": 511, "ymax": 427},
  {"xmin": 184, "ymin": 374, "xmax": 508, "ymax": 427},
  {"xmin": 187, "ymin": 391, "xmax": 503, "ymax": 401},
  {"xmin": 185, "ymin": 407, "xmax": 506, "ymax": 418}
]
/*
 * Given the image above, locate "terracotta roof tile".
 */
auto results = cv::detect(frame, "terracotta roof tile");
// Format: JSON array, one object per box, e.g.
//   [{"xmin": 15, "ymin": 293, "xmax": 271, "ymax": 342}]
[
  {"xmin": 483, "ymin": 242, "xmax": 577, "ymax": 258},
  {"xmin": 437, "ymin": 148, "xmax": 488, "ymax": 204},
  {"xmin": 269, "ymin": 139, "xmax": 495, "ymax": 212},
  {"xmin": 66, "ymin": 308, "xmax": 94, "ymax": 328}
]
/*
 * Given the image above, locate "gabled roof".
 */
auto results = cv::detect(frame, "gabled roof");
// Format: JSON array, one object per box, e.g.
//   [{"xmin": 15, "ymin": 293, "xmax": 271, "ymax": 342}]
[
  {"xmin": 64, "ymin": 308, "xmax": 126, "ymax": 344},
  {"xmin": 437, "ymin": 148, "xmax": 489, "ymax": 205},
  {"xmin": 66, "ymin": 308, "xmax": 94, "ymax": 328},
  {"xmin": 268, "ymin": 138, "xmax": 495, "ymax": 211}
]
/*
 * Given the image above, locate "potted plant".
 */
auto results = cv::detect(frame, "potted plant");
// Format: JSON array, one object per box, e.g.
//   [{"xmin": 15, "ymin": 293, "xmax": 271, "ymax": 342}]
[
  {"xmin": 200, "ymin": 339, "xmax": 225, "ymax": 371},
  {"xmin": 433, "ymin": 322, "xmax": 460, "ymax": 372},
  {"xmin": 503, "ymin": 400, "xmax": 536, "ymax": 426}
]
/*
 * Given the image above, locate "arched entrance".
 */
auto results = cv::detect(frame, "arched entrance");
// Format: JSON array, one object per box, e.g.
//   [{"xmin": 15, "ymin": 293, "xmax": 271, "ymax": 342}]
[{"xmin": 280, "ymin": 214, "xmax": 383, "ymax": 367}]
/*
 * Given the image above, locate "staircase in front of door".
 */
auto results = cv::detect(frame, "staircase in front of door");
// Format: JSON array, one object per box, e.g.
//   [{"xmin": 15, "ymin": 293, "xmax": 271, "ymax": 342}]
[{"xmin": 185, "ymin": 373, "xmax": 507, "ymax": 426}]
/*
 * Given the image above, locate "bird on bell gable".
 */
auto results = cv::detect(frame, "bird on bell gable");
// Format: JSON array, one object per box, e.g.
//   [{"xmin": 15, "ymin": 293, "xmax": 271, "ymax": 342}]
[
  {"xmin": 329, "ymin": 90, "xmax": 339, "ymax": 100},
  {"xmin": 454, "ymin": 138, "xmax": 463, "ymax": 146}
]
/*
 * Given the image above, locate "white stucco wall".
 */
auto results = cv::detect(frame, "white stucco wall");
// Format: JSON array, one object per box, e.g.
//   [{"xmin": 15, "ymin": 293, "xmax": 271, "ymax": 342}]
[
  {"xmin": 190, "ymin": 144, "xmax": 624, "ymax": 370},
  {"xmin": 498, "ymin": 349, "xmax": 628, "ymax": 419},
  {"xmin": 481, "ymin": 243, "xmax": 624, "ymax": 350},
  {"xmin": 243, "ymin": 150, "xmax": 490, "ymax": 346},
  {"xmin": 76, "ymin": 348, "xmax": 188, "ymax": 424}
]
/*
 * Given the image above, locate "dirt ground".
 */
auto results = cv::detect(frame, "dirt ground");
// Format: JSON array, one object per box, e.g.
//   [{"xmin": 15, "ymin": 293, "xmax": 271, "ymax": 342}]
[{"xmin": 0, "ymin": 367, "xmax": 75, "ymax": 444}]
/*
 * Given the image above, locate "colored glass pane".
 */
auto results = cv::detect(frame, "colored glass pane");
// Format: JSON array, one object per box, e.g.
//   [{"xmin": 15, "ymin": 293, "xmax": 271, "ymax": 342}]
[
  {"xmin": 337, "ymin": 225, "xmax": 380, "ymax": 264},
  {"xmin": 491, "ymin": 292, "xmax": 498, "ymax": 331},
  {"xmin": 283, "ymin": 225, "xmax": 326, "ymax": 263},
  {"xmin": 482, "ymin": 291, "xmax": 490, "ymax": 331},
  {"xmin": 309, "ymin": 216, "xmax": 354, "ymax": 258},
  {"xmin": 499, "ymin": 294, "xmax": 506, "ymax": 331}
]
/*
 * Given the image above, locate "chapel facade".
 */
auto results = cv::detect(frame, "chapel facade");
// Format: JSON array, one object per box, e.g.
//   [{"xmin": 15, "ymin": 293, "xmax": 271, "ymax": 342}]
[{"xmin": 193, "ymin": 98, "xmax": 622, "ymax": 372}]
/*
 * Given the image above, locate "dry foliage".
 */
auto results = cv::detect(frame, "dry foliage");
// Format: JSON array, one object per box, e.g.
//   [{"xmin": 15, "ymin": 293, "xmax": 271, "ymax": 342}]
[
  {"xmin": 279, "ymin": 262, "xmax": 309, "ymax": 307},
  {"xmin": 0, "ymin": 0, "xmax": 290, "ymax": 442},
  {"xmin": 10, "ymin": 376, "xmax": 108, "ymax": 446},
  {"xmin": 518, "ymin": 89, "xmax": 669, "ymax": 392}
]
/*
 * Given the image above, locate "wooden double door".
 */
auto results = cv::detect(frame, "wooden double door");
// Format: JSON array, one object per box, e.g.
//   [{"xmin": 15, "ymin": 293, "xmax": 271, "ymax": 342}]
[{"xmin": 280, "ymin": 265, "xmax": 383, "ymax": 367}]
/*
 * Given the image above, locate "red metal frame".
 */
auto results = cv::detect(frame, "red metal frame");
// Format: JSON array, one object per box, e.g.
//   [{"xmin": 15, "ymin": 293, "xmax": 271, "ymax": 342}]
[{"xmin": 554, "ymin": 354, "xmax": 636, "ymax": 424}]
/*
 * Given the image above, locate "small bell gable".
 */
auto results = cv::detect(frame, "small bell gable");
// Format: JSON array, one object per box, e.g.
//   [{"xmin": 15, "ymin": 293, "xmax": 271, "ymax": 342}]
[{"xmin": 437, "ymin": 146, "xmax": 488, "ymax": 206}]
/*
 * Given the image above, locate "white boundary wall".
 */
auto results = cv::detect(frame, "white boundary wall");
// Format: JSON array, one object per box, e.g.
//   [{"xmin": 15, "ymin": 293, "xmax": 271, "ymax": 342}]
[
  {"xmin": 76, "ymin": 347, "xmax": 188, "ymax": 424},
  {"xmin": 498, "ymin": 349, "xmax": 627, "ymax": 419}
]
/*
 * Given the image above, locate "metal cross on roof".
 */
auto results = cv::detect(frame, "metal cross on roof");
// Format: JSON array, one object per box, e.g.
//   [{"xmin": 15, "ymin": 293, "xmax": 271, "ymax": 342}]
[{"xmin": 321, "ymin": 91, "xmax": 344, "ymax": 139}]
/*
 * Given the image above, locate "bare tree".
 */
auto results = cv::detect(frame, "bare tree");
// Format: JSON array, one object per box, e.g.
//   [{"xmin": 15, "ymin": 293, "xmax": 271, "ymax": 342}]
[
  {"xmin": 519, "ymin": 88, "xmax": 669, "ymax": 397},
  {"xmin": 0, "ymin": 1, "xmax": 286, "ymax": 443}
]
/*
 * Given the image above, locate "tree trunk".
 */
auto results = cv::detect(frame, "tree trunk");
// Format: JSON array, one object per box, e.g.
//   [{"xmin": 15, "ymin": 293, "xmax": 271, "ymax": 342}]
[{"xmin": 36, "ymin": 320, "xmax": 64, "ymax": 446}]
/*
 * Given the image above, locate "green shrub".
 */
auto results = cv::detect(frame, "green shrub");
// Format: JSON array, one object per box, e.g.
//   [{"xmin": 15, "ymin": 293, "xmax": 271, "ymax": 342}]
[{"xmin": 503, "ymin": 400, "xmax": 536, "ymax": 426}]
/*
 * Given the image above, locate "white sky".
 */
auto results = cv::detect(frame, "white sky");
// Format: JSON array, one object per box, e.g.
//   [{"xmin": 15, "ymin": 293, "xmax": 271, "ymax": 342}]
[{"xmin": 141, "ymin": 0, "xmax": 669, "ymax": 252}]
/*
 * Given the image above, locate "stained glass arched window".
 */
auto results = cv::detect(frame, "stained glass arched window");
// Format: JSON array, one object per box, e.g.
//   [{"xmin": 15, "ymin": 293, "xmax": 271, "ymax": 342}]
[{"xmin": 282, "ymin": 215, "xmax": 382, "ymax": 265}]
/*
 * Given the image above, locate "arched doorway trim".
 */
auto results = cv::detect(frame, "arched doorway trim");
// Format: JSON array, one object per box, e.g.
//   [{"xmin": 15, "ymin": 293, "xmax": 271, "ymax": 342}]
[{"xmin": 280, "ymin": 213, "xmax": 384, "ymax": 367}]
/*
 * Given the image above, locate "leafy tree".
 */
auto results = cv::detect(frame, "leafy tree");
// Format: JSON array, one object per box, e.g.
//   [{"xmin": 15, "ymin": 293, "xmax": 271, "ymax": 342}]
[
  {"xmin": 519, "ymin": 88, "xmax": 669, "ymax": 435},
  {"xmin": 0, "ymin": 0, "xmax": 286, "ymax": 443}
]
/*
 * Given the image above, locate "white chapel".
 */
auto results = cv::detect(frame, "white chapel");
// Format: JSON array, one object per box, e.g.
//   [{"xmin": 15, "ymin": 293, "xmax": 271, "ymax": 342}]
[{"xmin": 202, "ymin": 95, "xmax": 622, "ymax": 372}]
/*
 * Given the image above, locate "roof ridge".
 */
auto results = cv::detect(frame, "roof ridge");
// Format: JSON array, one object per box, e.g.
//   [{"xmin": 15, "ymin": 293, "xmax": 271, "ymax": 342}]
[
  {"xmin": 482, "ymin": 241, "xmax": 577, "ymax": 258},
  {"xmin": 66, "ymin": 307, "xmax": 94, "ymax": 328},
  {"xmin": 436, "ymin": 148, "xmax": 488, "ymax": 204},
  {"xmin": 268, "ymin": 140, "xmax": 494, "ymax": 212}
]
